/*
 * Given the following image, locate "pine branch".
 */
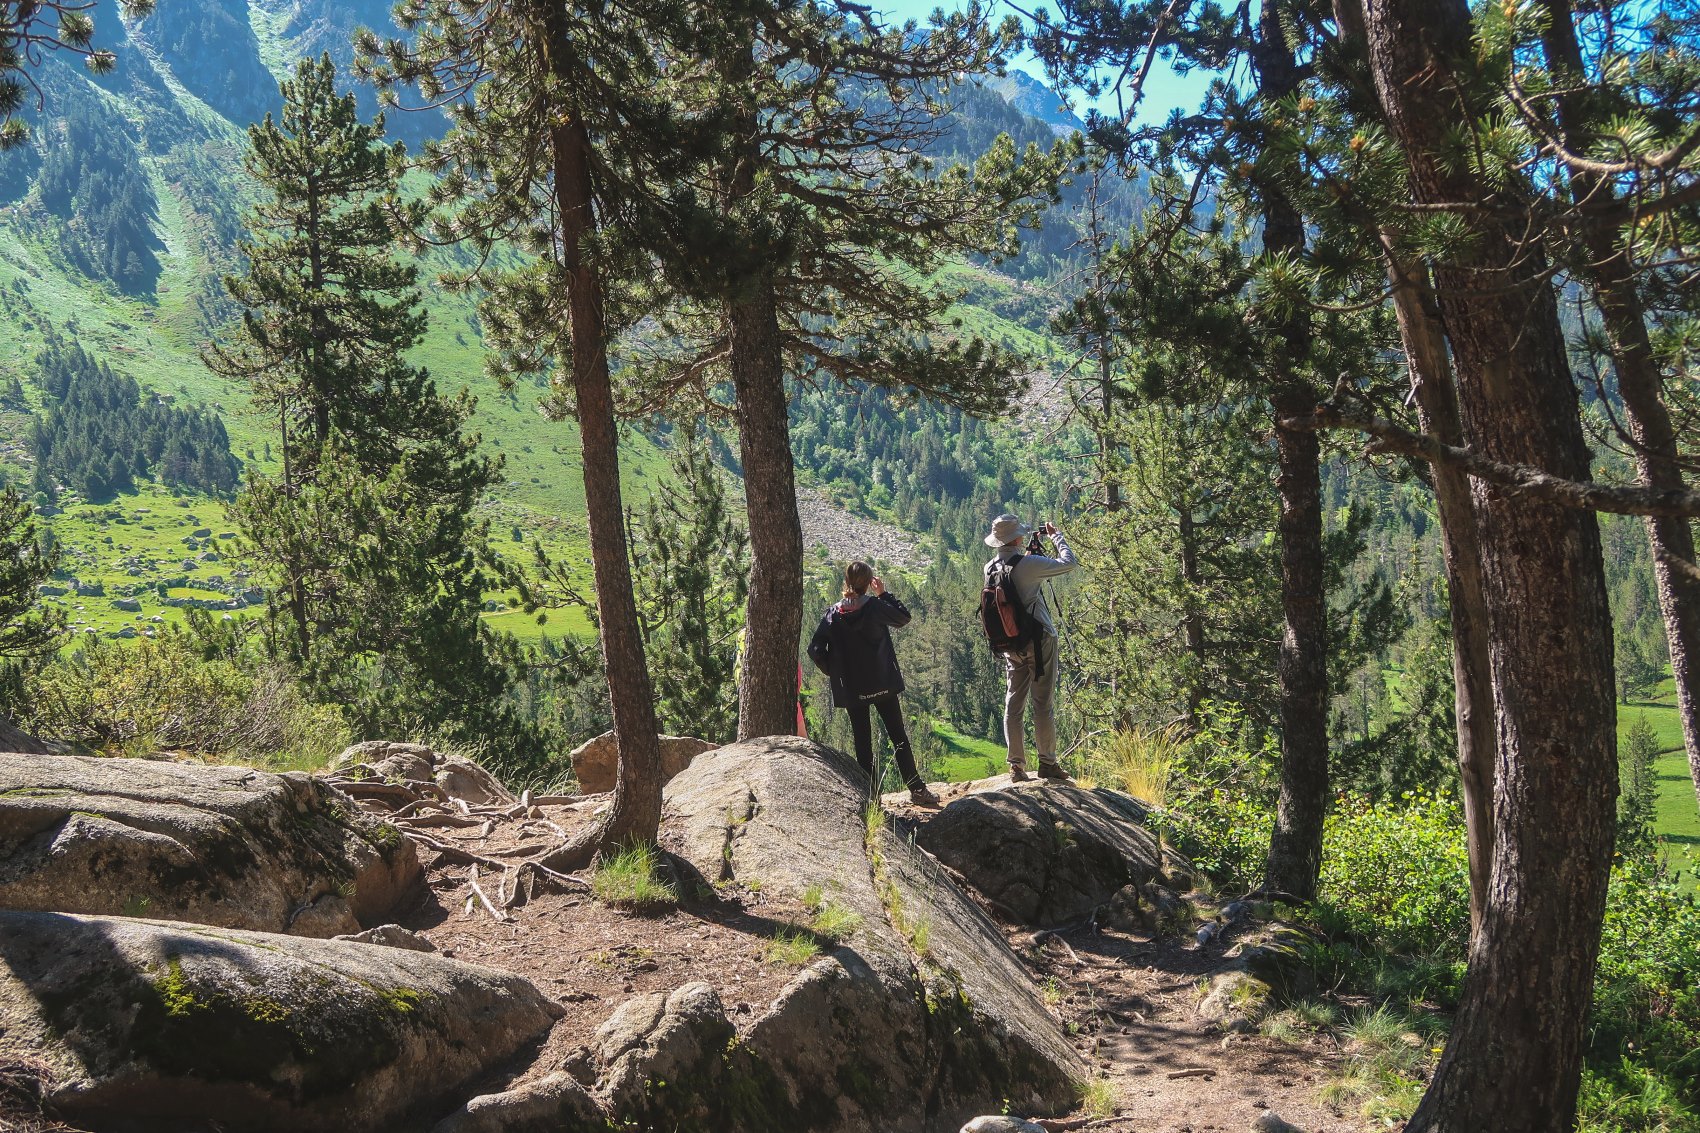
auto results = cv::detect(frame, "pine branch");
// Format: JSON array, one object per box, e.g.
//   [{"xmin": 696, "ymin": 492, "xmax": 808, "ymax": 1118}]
[{"xmin": 1284, "ymin": 402, "xmax": 1700, "ymax": 518}]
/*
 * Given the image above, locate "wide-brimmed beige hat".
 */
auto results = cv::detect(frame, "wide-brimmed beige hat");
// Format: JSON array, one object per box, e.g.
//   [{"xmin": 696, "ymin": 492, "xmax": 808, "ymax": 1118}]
[{"xmin": 984, "ymin": 513, "xmax": 1031, "ymax": 548}]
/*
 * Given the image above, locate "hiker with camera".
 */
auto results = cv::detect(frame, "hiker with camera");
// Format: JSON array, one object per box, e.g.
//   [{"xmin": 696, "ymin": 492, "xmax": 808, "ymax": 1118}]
[{"xmin": 980, "ymin": 514, "xmax": 1077, "ymax": 783}]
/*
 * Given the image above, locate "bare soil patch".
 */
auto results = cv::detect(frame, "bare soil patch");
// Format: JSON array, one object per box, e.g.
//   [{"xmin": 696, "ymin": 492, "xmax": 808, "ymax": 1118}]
[{"xmin": 388, "ymin": 797, "xmax": 810, "ymax": 1096}]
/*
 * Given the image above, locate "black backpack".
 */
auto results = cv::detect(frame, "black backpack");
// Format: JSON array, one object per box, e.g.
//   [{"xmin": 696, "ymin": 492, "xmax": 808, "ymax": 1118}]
[{"xmin": 979, "ymin": 554, "xmax": 1038, "ymax": 655}]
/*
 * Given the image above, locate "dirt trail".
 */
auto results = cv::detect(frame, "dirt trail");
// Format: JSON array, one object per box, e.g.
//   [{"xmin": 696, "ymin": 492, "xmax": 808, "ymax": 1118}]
[
  {"xmin": 1011, "ymin": 919, "xmax": 1359, "ymax": 1132},
  {"xmin": 380, "ymin": 770, "xmax": 1368, "ymax": 1133},
  {"xmin": 884, "ymin": 779, "xmax": 1368, "ymax": 1133}
]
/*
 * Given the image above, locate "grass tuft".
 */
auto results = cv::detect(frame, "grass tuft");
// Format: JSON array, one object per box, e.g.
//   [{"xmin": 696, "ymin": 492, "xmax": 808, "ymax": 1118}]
[
  {"xmin": 1078, "ymin": 725, "xmax": 1180, "ymax": 805},
  {"xmin": 764, "ymin": 928, "xmax": 821, "ymax": 966},
  {"xmin": 803, "ymin": 883, "xmax": 862, "ymax": 942},
  {"xmin": 1316, "ymin": 1004, "xmax": 1439, "ymax": 1123},
  {"xmin": 590, "ymin": 842, "xmax": 678, "ymax": 911},
  {"xmin": 1079, "ymin": 1077, "xmax": 1118, "ymax": 1119}
]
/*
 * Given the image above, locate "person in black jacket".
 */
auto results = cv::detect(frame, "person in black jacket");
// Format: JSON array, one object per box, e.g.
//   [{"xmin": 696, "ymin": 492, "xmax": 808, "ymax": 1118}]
[{"xmin": 807, "ymin": 561, "xmax": 941, "ymax": 807}]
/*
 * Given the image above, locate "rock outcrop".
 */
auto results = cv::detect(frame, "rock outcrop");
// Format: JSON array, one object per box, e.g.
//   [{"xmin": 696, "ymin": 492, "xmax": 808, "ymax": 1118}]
[
  {"xmin": 661, "ymin": 737, "xmax": 1084, "ymax": 1131},
  {"xmin": 914, "ymin": 782, "xmax": 1190, "ymax": 926},
  {"xmin": 442, "ymin": 737, "xmax": 1084, "ymax": 1133},
  {"xmin": 0, "ymin": 752, "xmax": 421, "ymax": 936},
  {"xmin": 0, "ymin": 910, "xmax": 563, "ymax": 1132},
  {"xmin": 567, "ymin": 731, "xmax": 716, "ymax": 794}
]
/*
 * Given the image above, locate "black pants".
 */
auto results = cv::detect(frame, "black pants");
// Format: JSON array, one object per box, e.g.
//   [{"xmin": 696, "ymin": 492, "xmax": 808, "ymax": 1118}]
[{"xmin": 844, "ymin": 694, "xmax": 923, "ymax": 791}]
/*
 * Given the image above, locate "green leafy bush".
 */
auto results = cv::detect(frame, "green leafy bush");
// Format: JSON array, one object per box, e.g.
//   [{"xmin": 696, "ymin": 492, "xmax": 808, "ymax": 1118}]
[
  {"xmin": 1583, "ymin": 850, "xmax": 1700, "ymax": 1132},
  {"xmin": 24, "ymin": 629, "xmax": 346, "ymax": 766},
  {"xmin": 1148, "ymin": 701, "xmax": 1279, "ymax": 890},
  {"xmin": 1317, "ymin": 793, "xmax": 1470, "ymax": 959}
]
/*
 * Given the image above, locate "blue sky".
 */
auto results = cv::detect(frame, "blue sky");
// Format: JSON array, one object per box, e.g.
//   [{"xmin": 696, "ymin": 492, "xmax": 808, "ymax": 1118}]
[{"xmin": 870, "ymin": 0, "xmax": 1214, "ymax": 124}]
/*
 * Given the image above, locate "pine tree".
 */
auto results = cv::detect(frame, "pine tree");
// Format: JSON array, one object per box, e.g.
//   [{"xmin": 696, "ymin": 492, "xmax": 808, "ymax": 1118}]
[
  {"xmin": 1070, "ymin": 400, "xmax": 1280, "ymax": 733},
  {"xmin": 1526, "ymin": 0, "xmax": 1700, "ymax": 822},
  {"xmin": 1352, "ymin": 2, "xmax": 1619, "ymax": 1128},
  {"xmin": 207, "ymin": 55, "xmax": 512, "ymax": 751},
  {"xmin": 635, "ymin": 0, "xmax": 1069, "ymax": 739},
  {"xmin": 630, "ymin": 430, "xmax": 748, "ymax": 745},
  {"xmin": 0, "ymin": 0, "xmax": 154, "ymax": 149},
  {"xmin": 1028, "ymin": 0, "xmax": 1371, "ymax": 901},
  {"xmin": 0, "ymin": 483, "xmax": 63, "ymax": 663},
  {"xmin": 1618, "ymin": 715, "xmax": 1660, "ymax": 851},
  {"xmin": 0, "ymin": 481, "xmax": 65, "ymax": 744},
  {"xmin": 358, "ymin": 0, "xmax": 708, "ymax": 862},
  {"xmin": 205, "ymin": 55, "xmax": 472, "ymax": 498}
]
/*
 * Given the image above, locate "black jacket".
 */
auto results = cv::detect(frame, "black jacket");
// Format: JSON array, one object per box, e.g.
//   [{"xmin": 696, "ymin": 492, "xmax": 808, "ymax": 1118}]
[{"xmin": 807, "ymin": 593, "xmax": 910, "ymax": 705}]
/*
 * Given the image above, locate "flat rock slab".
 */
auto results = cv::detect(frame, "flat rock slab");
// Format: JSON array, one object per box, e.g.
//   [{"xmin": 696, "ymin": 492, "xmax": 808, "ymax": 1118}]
[
  {"xmin": 0, "ymin": 910, "xmax": 564, "ymax": 1133},
  {"xmin": 913, "ymin": 781, "xmax": 1183, "ymax": 927},
  {"xmin": 0, "ymin": 753, "xmax": 421, "ymax": 936}
]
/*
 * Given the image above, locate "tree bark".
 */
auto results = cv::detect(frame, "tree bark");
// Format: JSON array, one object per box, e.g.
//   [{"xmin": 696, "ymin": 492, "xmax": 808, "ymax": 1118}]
[
  {"xmin": 1266, "ymin": 386, "xmax": 1330, "ymax": 899},
  {"xmin": 535, "ymin": 4, "xmax": 662, "ymax": 865},
  {"xmin": 1385, "ymin": 252, "xmax": 1497, "ymax": 943},
  {"xmin": 1255, "ymin": 1, "xmax": 1330, "ymax": 902},
  {"xmin": 722, "ymin": 33, "xmax": 805, "ymax": 742},
  {"xmin": 1178, "ymin": 503, "xmax": 1206, "ymax": 726},
  {"xmin": 1540, "ymin": 0, "xmax": 1700, "ymax": 821},
  {"xmin": 1363, "ymin": 2, "xmax": 1619, "ymax": 1129},
  {"xmin": 728, "ymin": 275, "xmax": 806, "ymax": 740}
]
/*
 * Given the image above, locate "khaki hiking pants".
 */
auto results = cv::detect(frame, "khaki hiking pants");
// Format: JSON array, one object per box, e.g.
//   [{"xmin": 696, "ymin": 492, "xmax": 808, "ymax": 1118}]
[{"xmin": 1002, "ymin": 633, "xmax": 1059, "ymax": 772}]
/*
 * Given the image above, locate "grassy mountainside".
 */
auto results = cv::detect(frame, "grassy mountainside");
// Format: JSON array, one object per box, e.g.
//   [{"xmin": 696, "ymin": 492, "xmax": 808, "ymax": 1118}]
[{"xmin": 0, "ymin": 0, "xmax": 1082, "ymax": 645}]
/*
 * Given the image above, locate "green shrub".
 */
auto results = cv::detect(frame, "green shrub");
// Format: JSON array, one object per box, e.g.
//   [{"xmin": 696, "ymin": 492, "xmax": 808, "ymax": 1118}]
[
  {"xmin": 1584, "ymin": 850, "xmax": 1700, "ymax": 1131},
  {"xmin": 1316, "ymin": 793, "xmax": 1470, "ymax": 959},
  {"xmin": 23, "ymin": 631, "xmax": 347, "ymax": 766},
  {"xmin": 1154, "ymin": 787, "xmax": 1272, "ymax": 890},
  {"xmin": 1147, "ymin": 702, "xmax": 1280, "ymax": 891}
]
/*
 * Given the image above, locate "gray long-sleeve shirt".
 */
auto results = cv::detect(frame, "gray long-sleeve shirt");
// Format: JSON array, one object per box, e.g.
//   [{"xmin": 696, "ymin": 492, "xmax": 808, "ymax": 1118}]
[{"xmin": 989, "ymin": 532, "xmax": 1076, "ymax": 635}]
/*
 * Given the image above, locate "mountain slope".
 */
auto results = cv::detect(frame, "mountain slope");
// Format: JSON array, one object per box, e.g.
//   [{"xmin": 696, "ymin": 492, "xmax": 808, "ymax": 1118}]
[{"xmin": 0, "ymin": 0, "xmax": 1102, "ymax": 642}]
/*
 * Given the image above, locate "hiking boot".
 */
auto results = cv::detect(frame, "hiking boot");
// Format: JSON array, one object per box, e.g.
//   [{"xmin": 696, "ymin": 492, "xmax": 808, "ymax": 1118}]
[
  {"xmin": 1037, "ymin": 762, "xmax": 1072, "ymax": 782},
  {"xmin": 909, "ymin": 785, "xmax": 942, "ymax": 808},
  {"xmin": 1008, "ymin": 767, "xmax": 1032, "ymax": 783}
]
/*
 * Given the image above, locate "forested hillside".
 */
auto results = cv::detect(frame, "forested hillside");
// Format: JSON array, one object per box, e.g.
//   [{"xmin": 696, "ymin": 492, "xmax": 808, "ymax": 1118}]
[{"xmin": 0, "ymin": 0, "xmax": 1080, "ymax": 646}]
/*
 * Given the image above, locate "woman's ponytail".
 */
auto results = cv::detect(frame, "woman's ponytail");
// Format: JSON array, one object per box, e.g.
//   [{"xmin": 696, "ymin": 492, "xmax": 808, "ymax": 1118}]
[{"xmin": 843, "ymin": 561, "xmax": 873, "ymax": 600}]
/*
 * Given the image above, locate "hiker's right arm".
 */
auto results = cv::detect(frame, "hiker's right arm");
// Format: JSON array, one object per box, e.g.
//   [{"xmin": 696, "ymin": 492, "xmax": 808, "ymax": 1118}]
[{"xmin": 806, "ymin": 617, "xmax": 833, "ymax": 673}]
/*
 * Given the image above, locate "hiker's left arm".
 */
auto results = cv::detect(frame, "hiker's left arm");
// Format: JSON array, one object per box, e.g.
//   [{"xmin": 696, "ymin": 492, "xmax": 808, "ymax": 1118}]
[
  {"xmin": 807, "ymin": 617, "xmax": 834, "ymax": 672},
  {"xmin": 874, "ymin": 594, "xmax": 912, "ymax": 628}
]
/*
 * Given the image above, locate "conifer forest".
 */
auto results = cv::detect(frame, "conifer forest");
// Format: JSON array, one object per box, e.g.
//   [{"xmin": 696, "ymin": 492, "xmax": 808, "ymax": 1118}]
[{"xmin": 1, "ymin": 2, "xmax": 1699, "ymax": 1132}]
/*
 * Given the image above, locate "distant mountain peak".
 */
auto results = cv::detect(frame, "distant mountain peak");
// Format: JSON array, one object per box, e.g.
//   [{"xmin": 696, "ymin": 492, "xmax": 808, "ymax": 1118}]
[{"xmin": 979, "ymin": 69, "xmax": 1083, "ymax": 136}]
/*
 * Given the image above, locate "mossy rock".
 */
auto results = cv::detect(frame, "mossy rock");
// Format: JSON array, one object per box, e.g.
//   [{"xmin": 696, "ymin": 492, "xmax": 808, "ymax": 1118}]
[
  {"xmin": 0, "ymin": 752, "xmax": 422, "ymax": 935},
  {"xmin": 0, "ymin": 910, "xmax": 563, "ymax": 1132},
  {"xmin": 1235, "ymin": 923, "xmax": 1322, "ymax": 1000}
]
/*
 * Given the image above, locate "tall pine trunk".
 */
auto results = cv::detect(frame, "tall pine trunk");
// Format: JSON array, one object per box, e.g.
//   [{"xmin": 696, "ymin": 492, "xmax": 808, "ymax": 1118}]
[
  {"xmin": 1266, "ymin": 386, "xmax": 1329, "ymax": 898},
  {"xmin": 535, "ymin": 5, "xmax": 662, "ymax": 864},
  {"xmin": 728, "ymin": 273, "xmax": 805, "ymax": 740},
  {"xmin": 1386, "ymin": 251, "xmax": 1497, "ymax": 941},
  {"xmin": 724, "ymin": 38, "xmax": 804, "ymax": 742},
  {"xmin": 1365, "ymin": 2, "xmax": 1619, "ymax": 1127},
  {"xmin": 1256, "ymin": 2, "xmax": 1330, "ymax": 901},
  {"xmin": 1541, "ymin": 0, "xmax": 1700, "ymax": 820}
]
